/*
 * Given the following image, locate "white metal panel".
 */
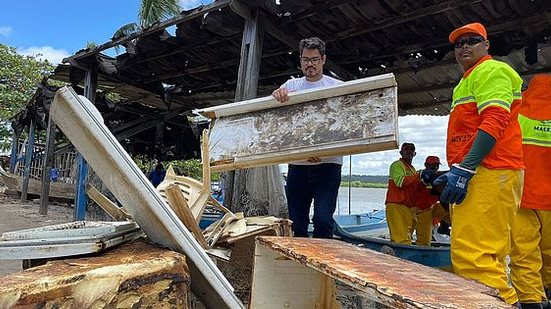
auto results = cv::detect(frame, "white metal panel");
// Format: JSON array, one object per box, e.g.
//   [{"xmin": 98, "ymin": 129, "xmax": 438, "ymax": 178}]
[{"xmin": 50, "ymin": 86, "xmax": 244, "ymax": 309}]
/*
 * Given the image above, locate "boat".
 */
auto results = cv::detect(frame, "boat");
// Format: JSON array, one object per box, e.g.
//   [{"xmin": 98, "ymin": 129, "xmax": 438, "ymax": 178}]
[
  {"xmin": 333, "ymin": 210, "xmax": 451, "ymax": 268},
  {"xmin": 0, "ymin": 167, "xmax": 75, "ymax": 200}
]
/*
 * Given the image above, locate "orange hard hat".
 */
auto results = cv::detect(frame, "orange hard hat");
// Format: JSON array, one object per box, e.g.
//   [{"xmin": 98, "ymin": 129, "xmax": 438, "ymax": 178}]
[{"xmin": 449, "ymin": 22, "xmax": 487, "ymax": 43}]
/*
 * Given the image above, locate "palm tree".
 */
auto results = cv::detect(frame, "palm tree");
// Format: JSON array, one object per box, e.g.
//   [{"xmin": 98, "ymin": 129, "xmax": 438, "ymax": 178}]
[{"xmin": 113, "ymin": 0, "xmax": 181, "ymax": 39}]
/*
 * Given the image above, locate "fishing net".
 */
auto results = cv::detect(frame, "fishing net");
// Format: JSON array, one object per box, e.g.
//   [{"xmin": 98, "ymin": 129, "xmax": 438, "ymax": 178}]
[{"xmin": 224, "ymin": 165, "xmax": 288, "ymax": 218}]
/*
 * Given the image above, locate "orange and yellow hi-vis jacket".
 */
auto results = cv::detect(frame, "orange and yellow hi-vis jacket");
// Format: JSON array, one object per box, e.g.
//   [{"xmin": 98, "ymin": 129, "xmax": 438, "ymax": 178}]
[
  {"xmin": 519, "ymin": 74, "xmax": 551, "ymax": 211},
  {"xmin": 385, "ymin": 159, "xmax": 419, "ymax": 207},
  {"xmin": 447, "ymin": 55, "xmax": 524, "ymax": 169}
]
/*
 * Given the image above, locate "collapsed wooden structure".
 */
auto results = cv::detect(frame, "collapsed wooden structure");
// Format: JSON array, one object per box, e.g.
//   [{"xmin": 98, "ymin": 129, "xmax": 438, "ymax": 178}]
[{"xmin": 7, "ymin": 0, "xmax": 551, "ymax": 211}]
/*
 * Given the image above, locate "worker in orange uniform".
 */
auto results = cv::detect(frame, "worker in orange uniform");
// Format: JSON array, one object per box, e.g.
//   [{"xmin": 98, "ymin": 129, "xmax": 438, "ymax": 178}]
[
  {"xmin": 385, "ymin": 142, "xmax": 421, "ymax": 245},
  {"xmin": 433, "ymin": 22, "xmax": 524, "ymax": 306},
  {"xmin": 413, "ymin": 156, "xmax": 448, "ymax": 246},
  {"xmin": 509, "ymin": 74, "xmax": 551, "ymax": 309}
]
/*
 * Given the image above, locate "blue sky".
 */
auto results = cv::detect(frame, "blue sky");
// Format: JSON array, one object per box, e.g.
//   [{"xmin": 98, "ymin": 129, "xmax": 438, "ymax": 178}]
[{"xmin": 0, "ymin": 0, "xmax": 450, "ymax": 175}]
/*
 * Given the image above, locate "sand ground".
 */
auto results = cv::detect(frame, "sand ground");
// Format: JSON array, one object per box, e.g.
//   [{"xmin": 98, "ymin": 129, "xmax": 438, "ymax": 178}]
[{"xmin": 0, "ymin": 187, "xmax": 75, "ymax": 277}]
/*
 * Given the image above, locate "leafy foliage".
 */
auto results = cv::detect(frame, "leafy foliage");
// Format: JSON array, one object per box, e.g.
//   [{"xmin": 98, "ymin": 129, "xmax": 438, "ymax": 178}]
[
  {"xmin": 138, "ymin": 0, "xmax": 180, "ymax": 28},
  {"xmin": 133, "ymin": 155, "xmax": 219, "ymax": 182},
  {"xmin": 0, "ymin": 44, "xmax": 54, "ymax": 150},
  {"xmin": 113, "ymin": 0, "xmax": 180, "ymax": 39}
]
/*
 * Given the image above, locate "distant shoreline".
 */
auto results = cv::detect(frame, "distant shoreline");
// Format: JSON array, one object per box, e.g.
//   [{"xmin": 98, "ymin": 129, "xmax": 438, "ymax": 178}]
[{"xmin": 340, "ymin": 181, "xmax": 388, "ymax": 188}]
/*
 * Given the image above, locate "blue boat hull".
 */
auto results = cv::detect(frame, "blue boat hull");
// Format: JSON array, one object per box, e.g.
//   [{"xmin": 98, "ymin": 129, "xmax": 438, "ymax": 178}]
[{"xmin": 333, "ymin": 211, "xmax": 451, "ymax": 268}]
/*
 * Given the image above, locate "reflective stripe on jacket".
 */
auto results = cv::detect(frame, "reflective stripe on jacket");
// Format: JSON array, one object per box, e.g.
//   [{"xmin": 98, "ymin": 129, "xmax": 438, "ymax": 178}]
[
  {"xmin": 385, "ymin": 159, "xmax": 419, "ymax": 207},
  {"xmin": 447, "ymin": 55, "xmax": 524, "ymax": 169},
  {"xmin": 519, "ymin": 74, "xmax": 551, "ymax": 210}
]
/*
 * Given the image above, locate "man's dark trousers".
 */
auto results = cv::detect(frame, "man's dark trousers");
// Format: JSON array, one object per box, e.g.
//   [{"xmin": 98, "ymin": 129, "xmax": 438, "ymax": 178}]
[{"xmin": 286, "ymin": 163, "xmax": 342, "ymax": 238}]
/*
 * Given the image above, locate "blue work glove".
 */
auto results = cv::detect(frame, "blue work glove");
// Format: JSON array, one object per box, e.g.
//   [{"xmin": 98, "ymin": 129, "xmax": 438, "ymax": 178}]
[
  {"xmin": 432, "ymin": 164, "xmax": 475, "ymax": 205},
  {"xmin": 420, "ymin": 169, "xmax": 437, "ymax": 185}
]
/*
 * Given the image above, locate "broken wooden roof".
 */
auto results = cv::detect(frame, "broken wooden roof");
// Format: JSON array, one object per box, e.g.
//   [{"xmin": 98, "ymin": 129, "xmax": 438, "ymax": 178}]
[
  {"xmin": 14, "ymin": 0, "xmax": 550, "ymax": 161},
  {"xmin": 55, "ymin": 0, "xmax": 551, "ymax": 117}
]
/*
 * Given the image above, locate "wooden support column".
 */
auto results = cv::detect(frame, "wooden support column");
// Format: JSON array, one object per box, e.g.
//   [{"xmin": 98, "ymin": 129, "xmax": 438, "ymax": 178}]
[
  {"xmin": 74, "ymin": 64, "xmax": 97, "ymax": 220},
  {"xmin": 234, "ymin": 9, "xmax": 264, "ymax": 101},
  {"xmin": 226, "ymin": 4, "xmax": 266, "ymax": 214},
  {"xmin": 39, "ymin": 117, "xmax": 57, "ymax": 214},
  {"xmin": 9, "ymin": 132, "xmax": 18, "ymax": 173},
  {"xmin": 20, "ymin": 121, "xmax": 35, "ymax": 201}
]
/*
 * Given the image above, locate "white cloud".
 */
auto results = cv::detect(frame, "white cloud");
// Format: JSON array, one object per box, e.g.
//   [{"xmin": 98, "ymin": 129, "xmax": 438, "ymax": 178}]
[
  {"xmin": 343, "ymin": 115, "xmax": 450, "ymax": 175},
  {"xmin": 17, "ymin": 46, "xmax": 70, "ymax": 65},
  {"xmin": 179, "ymin": 0, "xmax": 211, "ymax": 10},
  {"xmin": 0, "ymin": 26, "xmax": 12, "ymax": 37}
]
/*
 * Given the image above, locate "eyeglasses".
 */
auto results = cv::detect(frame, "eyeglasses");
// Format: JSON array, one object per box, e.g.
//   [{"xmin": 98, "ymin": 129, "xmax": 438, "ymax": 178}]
[
  {"xmin": 300, "ymin": 57, "xmax": 322, "ymax": 64},
  {"xmin": 454, "ymin": 36, "xmax": 485, "ymax": 49}
]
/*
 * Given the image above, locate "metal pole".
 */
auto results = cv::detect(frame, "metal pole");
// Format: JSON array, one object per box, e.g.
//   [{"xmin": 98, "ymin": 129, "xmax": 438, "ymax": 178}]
[{"xmin": 348, "ymin": 155, "xmax": 352, "ymax": 214}]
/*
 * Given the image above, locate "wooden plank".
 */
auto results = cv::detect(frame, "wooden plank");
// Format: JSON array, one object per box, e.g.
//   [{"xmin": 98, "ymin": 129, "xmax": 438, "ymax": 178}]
[
  {"xmin": 200, "ymin": 74, "xmax": 398, "ymax": 171},
  {"xmin": 0, "ymin": 240, "xmax": 191, "ymax": 308},
  {"xmin": 86, "ymin": 185, "xmax": 131, "ymax": 221},
  {"xmin": 20, "ymin": 120, "xmax": 35, "ymax": 201},
  {"xmin": 250, "ymin": 245, "xmax": 332, "ymax": 309},
  {"xmin": 252, "ymin": 237, "xmax": 513, "ymax": 309},
  {"xmin": 39, "ymin": 117, "xmax": 56, "ymax": 214},
  {"xmin": 50, "ymin": 86, "xmax": 244, "ymax": 309},
  {"xmin": 203, "ymin": 212, "xmax": 238, "ymax": 248},
  {"xmin": 165, "ymin": 184, "xmax": 209, "ymax": 249}
]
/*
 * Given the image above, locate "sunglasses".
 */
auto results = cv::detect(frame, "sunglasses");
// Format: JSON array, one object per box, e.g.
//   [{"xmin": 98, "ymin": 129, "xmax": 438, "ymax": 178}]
[{"xmin": 454, "ymin": 36, "xmax": 485, "ymax": 49}]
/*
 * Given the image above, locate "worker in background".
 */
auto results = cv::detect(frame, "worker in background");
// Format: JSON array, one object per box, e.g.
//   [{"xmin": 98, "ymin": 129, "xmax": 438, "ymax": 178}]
[
  {"xmin": 272, "ymin": 37, "xmax": 343, "ymax": 238},
  {"xmin": 433, "ymin": 22, "xmax": 524, "ymax": 305},
  {"xmin": 509, "ymin": 74, "xmax": 551, "ymax": 309},
  {"xmin": 384, "ymin": 142, "xmax": 421, "ymax": 245},
  {"xmin": 412, "ymin": 156, "xmax": 448, "ymax": 246},
  {"xmin": 50, "ymin": 165, "xmax": 59, "ymax": 182},
  {"xmin": 149, "ymin": 163, "xmax": 166, "ymax": 188}
]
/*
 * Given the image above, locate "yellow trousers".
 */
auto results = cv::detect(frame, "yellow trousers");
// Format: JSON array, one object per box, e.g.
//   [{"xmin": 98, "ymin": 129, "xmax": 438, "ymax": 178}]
[
  {"xmin": 386, "ymin": 203, "xmax": 414, "ymax": 245},
  {"xmin": 510, "ymin": 207, "xmax": 551, "ymax": 303},
  {"xmin": 414, "ymin": 203, "xmax": 450, "ymax": 246},
  {"xmin": 414, "ymin": 208, "xmax": 433, "ymax": 247},
  {"xmin": 451, "ymin": 166, "xmax": 523, "ymax": 304}
]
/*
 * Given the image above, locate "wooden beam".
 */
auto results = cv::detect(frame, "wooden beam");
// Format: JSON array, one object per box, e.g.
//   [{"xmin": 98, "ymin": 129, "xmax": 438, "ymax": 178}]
[
  {"xmin": 39, "ymin": 118, "xmax": 56, "ymax": 214},
  {"xmin": 165, "ymin": 184, "xmax": 209, "ymax": 249},
  {"xmin": 86, "ymin": 185, "xmax": 131, "ymax": 221},
  {"xmin": 20, "ymin": 120, "xmax": 35, "ymax": 202},
  {"xmin": 62, "ymin": 0, "xmax": 232, "ymax": 62}
]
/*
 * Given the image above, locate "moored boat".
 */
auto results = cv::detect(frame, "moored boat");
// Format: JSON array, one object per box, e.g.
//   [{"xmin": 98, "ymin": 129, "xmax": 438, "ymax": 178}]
[{"xmin": 333, "ymin": 211, "xmax": 451, "ymax": 268}]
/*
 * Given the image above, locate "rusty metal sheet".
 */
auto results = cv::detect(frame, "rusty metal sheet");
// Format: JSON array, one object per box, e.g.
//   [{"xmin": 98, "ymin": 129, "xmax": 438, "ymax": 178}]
[{"xmin": 256, "ymin": 236, "xmax": 514, "ymax": 309}]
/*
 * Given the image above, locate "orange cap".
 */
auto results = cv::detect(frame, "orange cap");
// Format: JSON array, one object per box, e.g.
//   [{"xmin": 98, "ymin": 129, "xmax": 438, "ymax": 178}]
[
  {"xmin": 449, "ymin": 22, "xmax": 487, "ymax": 43},
  {"xmin": 425, "ymin": 156, "xmax": 441, "ymax": 165}
]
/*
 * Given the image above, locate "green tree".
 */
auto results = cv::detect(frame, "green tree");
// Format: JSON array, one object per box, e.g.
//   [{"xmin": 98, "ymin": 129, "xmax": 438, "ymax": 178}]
[
  {"xmin": 113, "ymin": 0, "xmax": 180, "ymax": 39},
  {"xmin": 0, "ymin": 44, "xmax": 54, "ymax": 150}
]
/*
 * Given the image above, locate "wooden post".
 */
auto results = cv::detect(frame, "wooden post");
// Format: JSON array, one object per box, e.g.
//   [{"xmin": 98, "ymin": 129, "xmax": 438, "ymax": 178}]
[
  {"xmin": 39, "ymin": 117, "xmax": 57, "ymax": 214},
  {"xmin": 226, "ymin": 7, "xmax": 266, "ymax": 213},
  {"xmin": 73, "ymin": 64, "xmax": 97, "ymax": 220},
  {"xmin": 9, "ymin": 132, "xmax": 18, "ymax": 173},
  {"xmin": 21, "ymin": 120, "xmax": 35, "ymax": 201}
]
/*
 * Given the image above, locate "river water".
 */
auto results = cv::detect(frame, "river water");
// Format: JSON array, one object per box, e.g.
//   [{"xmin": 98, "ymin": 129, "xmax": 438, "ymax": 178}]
[{"xmin": 336, "ymin": 187, "xmax": 387, "ymax": 215}]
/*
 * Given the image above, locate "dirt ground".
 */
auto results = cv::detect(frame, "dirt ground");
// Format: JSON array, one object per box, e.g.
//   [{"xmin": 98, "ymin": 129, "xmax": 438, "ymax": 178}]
[{"xmin": 0, "ymin": 186, "xmax": 76, "ymax": 277}]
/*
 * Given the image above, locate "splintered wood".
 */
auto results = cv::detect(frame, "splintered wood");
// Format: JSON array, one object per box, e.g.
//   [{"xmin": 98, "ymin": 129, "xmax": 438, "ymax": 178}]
[
  {"xmin": 251, "ymin": 237, "xmax": 514, "ymax": 309},
  {"xmin": 0, "ymin": 240, "xmax": 190, "ymax": 308}
]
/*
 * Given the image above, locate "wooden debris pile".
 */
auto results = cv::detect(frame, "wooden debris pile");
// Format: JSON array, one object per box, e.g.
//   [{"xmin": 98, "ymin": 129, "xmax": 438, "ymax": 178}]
[{"xmin": 86, "ymin": 130, "xmax": 291, "ymax": 252}]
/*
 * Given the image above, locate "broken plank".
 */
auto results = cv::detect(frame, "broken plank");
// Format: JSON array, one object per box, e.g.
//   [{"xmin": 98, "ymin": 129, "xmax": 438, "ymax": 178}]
[
  {"xmin": 251, "ymin": 237, "xmax": 513, "ymax": 309},
  {"xmin": 165, "ymin": 185, "xmax": 209, "ymax": 249},
  {"xmin": 86, "ymin": 185, "xmax": 131, "ymax": 221}
]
